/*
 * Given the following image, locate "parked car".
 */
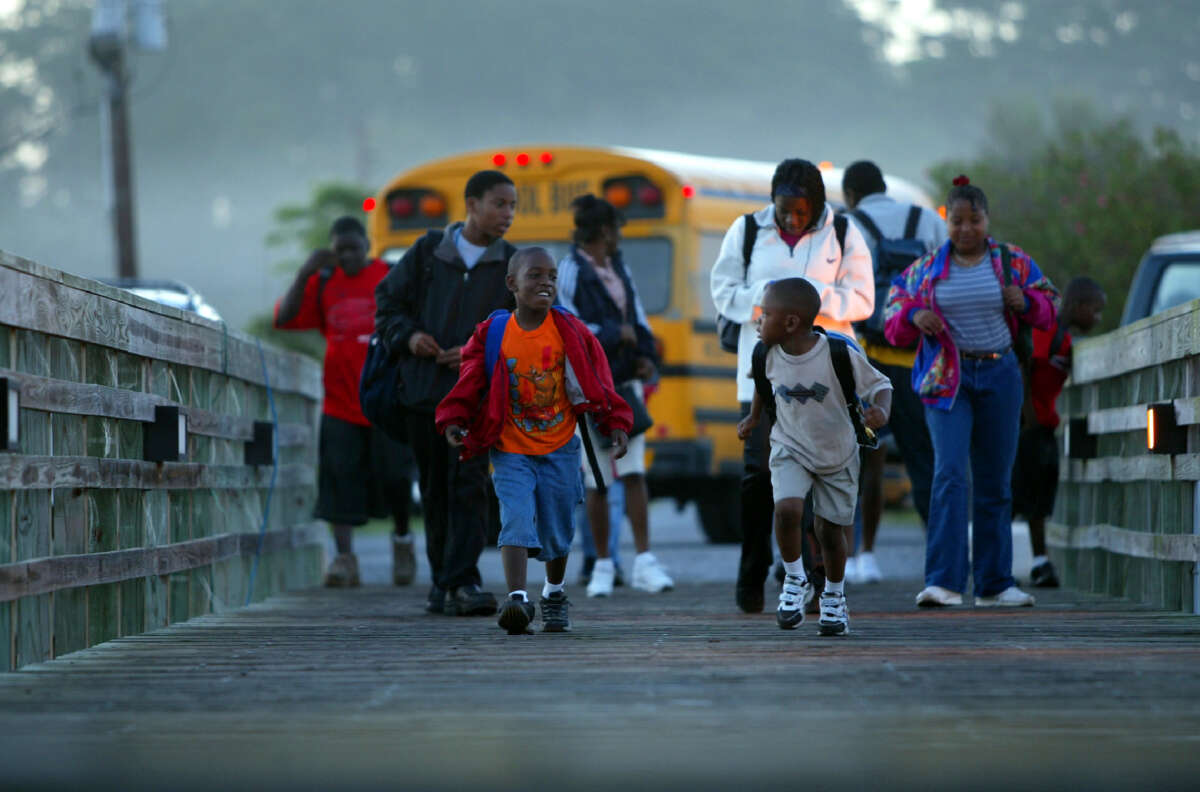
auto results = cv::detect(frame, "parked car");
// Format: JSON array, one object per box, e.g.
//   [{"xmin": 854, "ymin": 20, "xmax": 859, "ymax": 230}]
[
  {"xmin": 1120, "ymin": 231, "xmax": 1200, "ymax": 326},
  {"xmin": 97, "ymin": 278, "xmax": 223, "ymax": 322}
]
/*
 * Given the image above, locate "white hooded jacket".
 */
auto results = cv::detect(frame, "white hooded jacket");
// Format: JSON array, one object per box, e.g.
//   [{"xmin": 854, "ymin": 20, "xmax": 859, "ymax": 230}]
[{"xmin": 710, "ymin": 203, "xmax": 874, "ymax": 402}]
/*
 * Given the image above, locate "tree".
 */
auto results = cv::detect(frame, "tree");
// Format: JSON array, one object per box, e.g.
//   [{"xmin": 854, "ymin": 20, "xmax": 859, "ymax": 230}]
[
  {"xmin": 244, "ymin": 181, "xmax": 370, "ymax": 359},
  {"xmin": 928, "ymin": 100, "xmax": 1200, "ymax": 332}
]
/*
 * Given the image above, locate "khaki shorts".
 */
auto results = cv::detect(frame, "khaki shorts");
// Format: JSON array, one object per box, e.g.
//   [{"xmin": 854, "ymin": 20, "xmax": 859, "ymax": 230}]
[
  {"xmin": 580, "ymin": 424, "xmax": 647, "ymax": 490},
  {"xmin": 768, "ymin": 445, "xmax": 860, "ymax": 526}
]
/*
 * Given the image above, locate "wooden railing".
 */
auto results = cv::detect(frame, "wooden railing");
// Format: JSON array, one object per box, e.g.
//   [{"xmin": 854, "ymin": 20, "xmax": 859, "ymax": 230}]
[
  {"xmin": 1051, "ymin": 298, "xmax": 1200, "ymax": 612},
  {"xmin": 0, "ymin": 250, "xmax": 325, "ymax": 670}
]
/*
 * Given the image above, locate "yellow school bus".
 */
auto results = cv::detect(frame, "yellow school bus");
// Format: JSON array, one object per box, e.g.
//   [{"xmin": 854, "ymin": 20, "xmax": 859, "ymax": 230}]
[{"xmin": 368, "ymin": 145, "xmax": 932, "ymax": 541}]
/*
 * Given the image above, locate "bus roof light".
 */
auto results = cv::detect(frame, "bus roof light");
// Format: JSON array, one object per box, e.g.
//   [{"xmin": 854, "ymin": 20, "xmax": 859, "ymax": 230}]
[
  {"xmin": 362, "ymin": 197, "xmax": 376, "ymax": 212},
  {"xmin": 540, "ymin": 151, "xmax": 554, "ymax": 164},
  {"xmin": 516, "ymin": 153, "xmax": 530, "ymax": 167},
  {"xmin": 681, "ymin": 184, "xmax": 695, "ymax": 199},
  {"xmin": 492, "ymin": 153, "xmax": 507, "ymax": 167},
  {"xmin": 819, "ymin": 161, "xmax": 834, "ymax": 170}
]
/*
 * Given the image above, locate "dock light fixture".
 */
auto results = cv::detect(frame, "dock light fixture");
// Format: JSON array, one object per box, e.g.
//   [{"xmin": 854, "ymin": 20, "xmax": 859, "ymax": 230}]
[
  {"xmin": 143, "ymin": 405, "xmax": 186, "ymax": 462},
  {"xmin": 1065, "ymin": 416, "xmax": 1096, "ymax": 460},
  {"xmin": 1, "ymin": 378, "xmax": 18, "ymax": 451},
  {"xmin": 244, "ymin": 421, "xmax": 274, "ymax": 467},
  {"xmin": 1147, "ymin": 403, "xmax": 1187, "ymax": 455}
]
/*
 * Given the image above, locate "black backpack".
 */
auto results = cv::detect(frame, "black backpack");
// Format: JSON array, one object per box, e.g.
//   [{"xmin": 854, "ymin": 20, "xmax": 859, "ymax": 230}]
[
  {"xmin": 358, "ymin": 232, "xmax": 439, "ymax": 442},
  {"xmin": 717, "ymin": 213, "xmax": 847, "ymax": 354},
  {"xmin": 849, "ymin": 206, "xmax": 926, "ymax": 348},
  {"xmin": 750, "ymin": 329, "xmax": 878, "ymax": 448}
]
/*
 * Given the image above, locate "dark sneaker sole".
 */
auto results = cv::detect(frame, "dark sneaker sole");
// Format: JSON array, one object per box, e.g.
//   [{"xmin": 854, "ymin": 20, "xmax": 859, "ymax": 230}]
[
  {"xmin": 776, "ymin": 608, "xmax": 805, "ymax": 630},
  {"xmin": 542, "ymin": 622, "xmax": 571, "ymax": 633},
  {"xmin": 818, "ymin": 621, "xmax": 849, "ymax": 636},
  {"xmin": 452, "ymin": 601, "xmax": 499, "ymax": 617},
  {"xmin": 497, "ymin": 603, "xmax": 534, "ymax": 635}
]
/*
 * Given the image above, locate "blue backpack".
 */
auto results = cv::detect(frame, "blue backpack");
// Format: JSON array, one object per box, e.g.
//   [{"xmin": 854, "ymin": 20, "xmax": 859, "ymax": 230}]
[
  {"xmin": 483, "ymin": 308, "xmax": 609, "ymax": 494},
  {"xmin": 850, "ymin": 206, "xmax": 926, "ymax": 348}
]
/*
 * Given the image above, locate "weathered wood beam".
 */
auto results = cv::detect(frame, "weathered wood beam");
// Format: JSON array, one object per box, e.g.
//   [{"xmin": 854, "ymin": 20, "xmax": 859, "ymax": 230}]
[
  {"xmin": 1072, "ymin": 298, "xmax": 1200, "ymax": 384},
  {"xmin": 1047, "ymin": 521, "xmax": 1200, "ymax": 563},
  {"xmin": 0, "ymin": 522, "xmax": 326, "ymax": 601},
  {"xmin": 0, "ymin": 456, "xmax": 313, "ymax": 490}
]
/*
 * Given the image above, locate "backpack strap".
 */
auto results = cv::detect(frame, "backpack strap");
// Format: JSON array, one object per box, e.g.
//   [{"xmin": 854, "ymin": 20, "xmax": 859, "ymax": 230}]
[
  {"xmin": 902, "ymin": 205, "xmax": 922, "ymax": 240},
  {"xmin": 483, "ymin": 309, "xmax": 510, "ymax": 381},
  {"xmin": 741, "ymin": 214, "xmax": 759, "ymax": 280},
  {"xmin": 999, "ymin": 242, "xmax": 1014, "ymax": 285},
  {"xmin": 315, "ymin": 266, "xmax": 334, "ymax": 328},
  {"xmin": 751, "ymin": 341, "xmax": 774, "ymax": 420},
  {"xmin": 815, "ymin": 328, "xmax": 876, "ymax": 447},
  {"xmin": 1048, "ymin": 319, "xmax": 1068, "ymax": 359},
  {"xmin": 848, "ymin": 209, "xmax": 883, "ymax": 246},
  {"xmin": 834, "ymin": 213, "xmax": 847, "ymax": 254}
]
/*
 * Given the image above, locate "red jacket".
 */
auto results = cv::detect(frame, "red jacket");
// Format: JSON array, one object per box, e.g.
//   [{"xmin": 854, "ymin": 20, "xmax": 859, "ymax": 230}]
[{"xmin": 435, "ymin": 308, "xmax": 633, "ymax": 459}]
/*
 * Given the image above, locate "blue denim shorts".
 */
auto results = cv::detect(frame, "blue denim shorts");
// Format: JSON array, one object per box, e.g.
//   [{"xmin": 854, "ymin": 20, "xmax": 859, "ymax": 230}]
[{"xmin": 489, "ymin": 435, "xmax": 584, "ymax": 561}]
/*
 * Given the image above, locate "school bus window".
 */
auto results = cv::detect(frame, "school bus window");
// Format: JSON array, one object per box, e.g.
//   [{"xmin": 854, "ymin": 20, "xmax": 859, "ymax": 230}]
[
  {"xmin": 602, "ymin": 175, "xmax": 666, "ymax": 220},
  {"xmin": 620, "ymin": 237, "xmax": 672, "ymax": 314}
]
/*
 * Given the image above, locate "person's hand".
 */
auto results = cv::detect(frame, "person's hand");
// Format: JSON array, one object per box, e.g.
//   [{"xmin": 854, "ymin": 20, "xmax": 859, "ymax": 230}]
[
  {"xmin": 609, "ymin": 429, "xmax": 629, "ymax": 459},
  {"xmin": 436, "ymin": 345, "xmax": 463, "ymax": 369},
  {"xmin": 619, "ymin": 324, "xmax": 638, "ymax": 346},
  {"xmin": 301, "ymin": 249, "xmax": 337, "ymax": 278},
  {"xmin": 445, "ymin": 425, "xmax": 468, "ymax": 447},
  {"xmin": 912, "ymin": 309, "xmax": 944, "ymax": 335},
  {"xmin": 408, "ymin": 331, "xmax": 441, "ymax": 358},
  {"xmin": 863, "ymin": 405, "xmax": 888, "ymax": 430},
  {"xmin": 634, "ymin": 357, "xmax": 656, "ymax": 381},
  {"xmin": 1002, "ymin": 284, "xmax": 1027, "ymax": 313},
  {"xmin": 737, "ymin": 413, "xmax": 759, "ymax": 440}
]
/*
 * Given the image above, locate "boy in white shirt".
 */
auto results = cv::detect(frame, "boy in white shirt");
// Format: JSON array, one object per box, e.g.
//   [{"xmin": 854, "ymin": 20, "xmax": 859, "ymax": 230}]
[{"xmin": 737, "ymin": 278, "xmax": 892, "ymax": 635}]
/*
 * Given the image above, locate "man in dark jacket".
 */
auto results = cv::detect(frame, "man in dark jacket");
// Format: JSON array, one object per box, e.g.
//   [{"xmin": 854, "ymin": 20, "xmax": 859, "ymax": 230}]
[{"xmin": 374, "ymin": 169, "xmax": 518, "ymax": 616}]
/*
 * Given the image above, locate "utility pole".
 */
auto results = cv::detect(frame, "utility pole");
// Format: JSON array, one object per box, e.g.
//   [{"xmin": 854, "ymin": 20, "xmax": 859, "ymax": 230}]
[{"xmin": 89, "ymin": 0, "xmax": 167, "ymax": 280}]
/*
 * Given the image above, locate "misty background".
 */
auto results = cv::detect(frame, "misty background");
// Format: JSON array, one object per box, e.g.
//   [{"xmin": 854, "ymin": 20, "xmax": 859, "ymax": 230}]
[{"xmin": 2, "ymin": 0, "xmax": 1198, "ymax": 331}]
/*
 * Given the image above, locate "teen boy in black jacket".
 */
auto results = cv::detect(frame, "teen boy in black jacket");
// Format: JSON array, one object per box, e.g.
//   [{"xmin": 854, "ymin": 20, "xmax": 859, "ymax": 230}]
[{"xmin": 374, "ymin": 170, "xmax": 518, "ymax": 616}]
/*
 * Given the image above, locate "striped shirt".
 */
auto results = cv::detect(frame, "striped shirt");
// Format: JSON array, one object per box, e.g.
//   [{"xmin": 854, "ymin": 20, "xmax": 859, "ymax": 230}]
[{"xmin": 935, "ymin": 261, "xmax": 1011, "ymax": 353}]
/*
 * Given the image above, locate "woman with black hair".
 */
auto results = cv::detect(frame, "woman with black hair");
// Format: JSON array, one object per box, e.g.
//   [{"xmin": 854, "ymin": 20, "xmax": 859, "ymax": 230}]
[
  {"xmin": 557, "ymin": 194, "xmax": 673, "ymax": 598},
  {"xmin": 710, "ymin": 158, "xmax": 874, "ymax": 614},
  {"xmin": 885, "ymin": 176, "xmax": 1059, "ymax": 608}
]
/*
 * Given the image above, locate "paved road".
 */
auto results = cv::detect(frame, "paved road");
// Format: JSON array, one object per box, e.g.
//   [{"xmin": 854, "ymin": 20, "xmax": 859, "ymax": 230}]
[{"xmin": 3, "ymin": 507, "xmax": 1196, "ymax": 789}]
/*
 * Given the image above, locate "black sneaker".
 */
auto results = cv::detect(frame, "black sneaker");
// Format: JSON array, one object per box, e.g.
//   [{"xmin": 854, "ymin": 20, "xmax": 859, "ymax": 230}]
[
  {"xmin": 448, "ymin": 584, "xmax": 498, "ymax": 616},
  {"xmin": 776, "ymin": 574, "xmax": 814, "ymax": 630},
  {"xmin": 540, "ymin": 591, "xmax": 571, "ymax": 632},
  {"xmin": 425, "ymin": 584, "xmax": 446, "ymax": 614},
  {"xmin": 497, "ymin": 595, "xmax": 535, "ymax": 635},
  {"xmin": 1030, "ymin": 560, "xmax": 1061, "ymax": 588}
]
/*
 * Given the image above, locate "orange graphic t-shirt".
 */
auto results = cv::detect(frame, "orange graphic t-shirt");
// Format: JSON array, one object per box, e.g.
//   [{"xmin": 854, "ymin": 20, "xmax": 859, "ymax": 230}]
[{"xmin": 495, "ymin": 314, "xmax": 577, "ymax": 455}]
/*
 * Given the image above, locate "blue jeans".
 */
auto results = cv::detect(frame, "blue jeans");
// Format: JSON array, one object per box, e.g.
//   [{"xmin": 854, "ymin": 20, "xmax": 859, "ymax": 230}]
[
  {"xmin": 923, "ymin": 351, "xmax": 1022, "ymax": 596},
  {"xmin": 577, "ymin": 478, "xmax": 624, "ymax": 566},
  {"xmin": 490, "ymin": 436, "xmax": 584, "ymax": 562}
]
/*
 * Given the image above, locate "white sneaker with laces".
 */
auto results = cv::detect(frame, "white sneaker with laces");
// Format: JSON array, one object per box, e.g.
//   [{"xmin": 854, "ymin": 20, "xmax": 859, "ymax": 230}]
[
  {"xmin": 587, "ymin": 558, "xmax": 615, "ymax": 598},
  {"xmin": 844, "ymin": 556, "xmax": 860, "ymax": 584},
  {"xmin": 631, "ymin": 552, "xmax": 674, "ymax": 593},
  {"xmin": 776, "ymin": 574, "xmax": 814, "ymax": 629},
  {"xmin": 915, "ymin": 585, "xmax": 963, "ymax": 607},
  {"xmin": 857, "ymin": 552, "xmax": 882, "ymax": 583},
  {"xmin": 974, "ymin": 586, "xmax": 1035, "ymax": 607}
]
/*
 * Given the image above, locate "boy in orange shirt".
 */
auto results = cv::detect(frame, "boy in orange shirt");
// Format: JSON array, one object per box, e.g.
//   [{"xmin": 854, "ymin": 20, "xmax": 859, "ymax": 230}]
[{"xmin": 437, "ymin": 248, "xmax": 632, "ymax": 635}]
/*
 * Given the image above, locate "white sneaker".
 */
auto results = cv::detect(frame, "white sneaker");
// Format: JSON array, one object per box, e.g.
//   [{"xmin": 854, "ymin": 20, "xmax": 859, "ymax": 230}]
[
  {"xmin": 818, "ymin": 591, "xmax": 850, "ymax": 636},
  {"xmin": 776, "ymin": 574, "xmax": 814, "ymax": 629},
  {"xmin": 631, "ymin": 552, "xmax": 674, "ymax": 593},
  {"xmin": 857, "ymin": 552, "xmax": 882, "ymax": 583},
  {"xmin": 915, "ymin": 585, "xmax": 963, "ymax": 607},
  {"xmin": 587, "ymin": 558, "xmax": 615, "ymax": 598},
  {"xmin": 844, "ymin": 556, "xmax": 860, "ymax": 584},
  {"xmin": 975, "ymin": 586, "xmax": 1035, "ymax": 607}
]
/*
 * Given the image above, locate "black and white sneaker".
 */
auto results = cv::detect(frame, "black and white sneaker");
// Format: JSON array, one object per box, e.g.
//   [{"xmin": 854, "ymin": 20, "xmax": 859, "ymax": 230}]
[
  {"xmin": 818, "ymin": 591, "xmax": 850, "ymax": 636},
  {"xmin": 776, "ymin": 574, "xmax": 814, "ymax": 630},
  {"xmin": 1029, "ymin": 560, "xmax": 1060, "ymax": 588},
  {"xmin": 540, "ymin": 591, "xmax": 571, "ymax": 633},
  {"xmin": 497, "ymin": 594, "xmax": 535, "ymax": 635}
]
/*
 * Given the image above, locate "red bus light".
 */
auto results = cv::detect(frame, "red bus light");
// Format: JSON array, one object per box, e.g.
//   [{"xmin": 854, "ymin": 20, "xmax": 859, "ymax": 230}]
[
  {"xmin": 540, "ymin": 151, "xmax": 554, "ymax": 164},
  {"xmin": 390, "ymin": 196, "xmax": 415, "ymax": 217},
  {"xmin": 605, "ymin": 183, "xmax": 633, "ymax": 209},
  {"xmin": 362, "ymin": 197, "xmax": 377, "ymax": 212},
  {"xmin": 638, "ymin": 185, "xmax": 662, "ymax": 205},
  {"xmin": 681, "ymin": 184, "xmax": 696, "ymax": 199},
  {"xmin": 516, "ymin": 153, "xmax": 530, "ymax": 167},
  {"xmin": 492, "ymin": 153, "xmax": 507, "ymax": 167}
]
